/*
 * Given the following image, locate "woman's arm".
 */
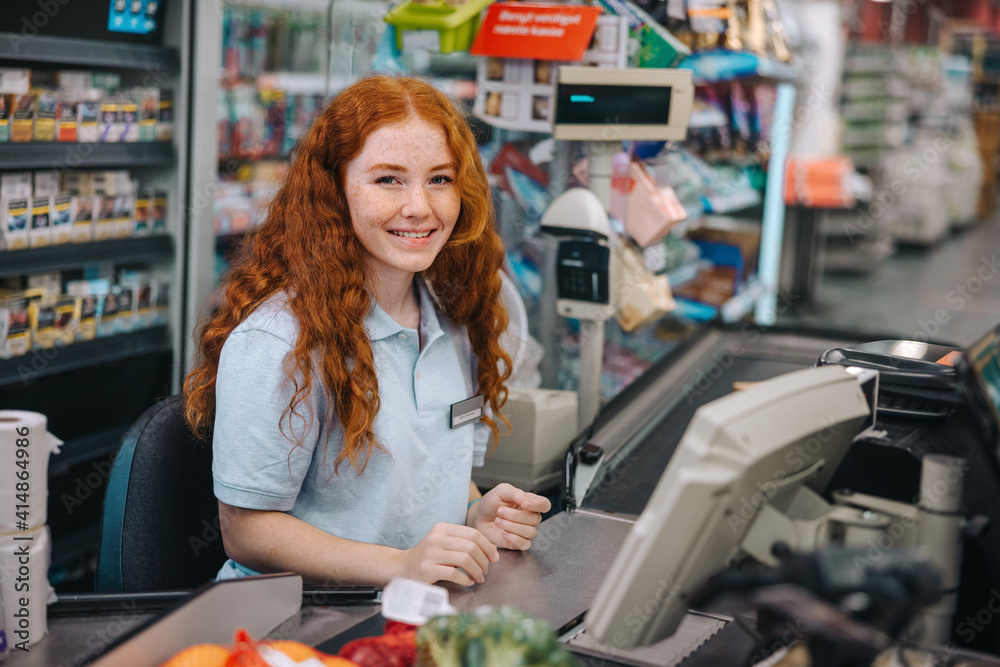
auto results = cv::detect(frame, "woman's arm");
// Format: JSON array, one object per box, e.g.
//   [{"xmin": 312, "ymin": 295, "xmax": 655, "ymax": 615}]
[{"xmin": 220, "ymin": 501, "xmax": 499, "ymax": 587}]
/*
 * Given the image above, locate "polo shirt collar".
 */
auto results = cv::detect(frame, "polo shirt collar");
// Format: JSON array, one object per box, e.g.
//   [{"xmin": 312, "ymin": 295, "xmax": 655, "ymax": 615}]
[{"xmin": 364, "ymin": 274, "xmax": 444, "ymax": 342}]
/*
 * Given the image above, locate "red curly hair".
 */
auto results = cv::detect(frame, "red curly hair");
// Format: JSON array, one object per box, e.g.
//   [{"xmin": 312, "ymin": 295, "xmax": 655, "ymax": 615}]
[{"xmin": 185, "ymin": 74, "xmax": 511, "ymax": 473}]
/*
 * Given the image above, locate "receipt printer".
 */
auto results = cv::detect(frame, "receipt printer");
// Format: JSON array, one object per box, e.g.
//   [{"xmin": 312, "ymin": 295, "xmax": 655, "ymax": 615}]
[{"xmin": 473, "ymin": 387, "xmax": 579, "ymax": 493}]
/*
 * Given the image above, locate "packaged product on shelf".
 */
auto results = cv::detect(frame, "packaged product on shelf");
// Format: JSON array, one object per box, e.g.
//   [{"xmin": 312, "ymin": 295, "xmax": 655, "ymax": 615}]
[
  {"xmin": 115, "ymin": 285, "xmax": 135, "ymax": 333},
  {"xmin": 97, "ymin": 288, "xmax": 118, "ymax": 337},
  {"xmin": 119, "ymin": 93, "xmax": 139, "ymax": 142},
  {"xmin": 114, "ymin": 194, "xmax": 134, "ymax": 239},
  {"xmin": 99, "ymin": 96, "xmax": 120, "ymax": 143},
  {"xmin": 72, "ymin": 195, "xmax": 96, "ymax": 243},
  {"xmin": 2, "ymin": 198, "xmax": 30, "ymax": 250},
  {"xmin": 53, "ymin": 294, "xmax": 77, "ymax": 345},
  {"xmin": 133, "ymin": 192, "xmax": 150, "ymax": 236},
  {"xmin": 92, "ymin": 72, "xmax": 121, "ymax": 91},
  {"xmin": 136, "ymin": 278, "xmax": 153, "ymax": 327},
  {"xmin": 152, "ymin": 190, "xmax": 168, "ymax": 234},
  {"xmin": 67, "ymin": 278, "xmax": 108, "ymax": 341},
  {"xmin": 0, "ymin": 68, "xmax": 30, "ymax": 95},
  {"xmin": 0, "ymin": 94, "xmax": 9, "ymax": 142},
  {"xmin": 28, "ymin": 196, "xmax": 51, "ymax": 248},
  {"xmin": 139, "ymin": 89, "xmax": 158, "ymax": 142},
  {"xmin": 33, "ymin": 91, "xmax": 58, "ymax": 141},
  {"xmin": 57, "ymin": 93, "xmax": 78, "ymax": 142},
  {"xmin": 50, "ymin": 194, "xmax": 73, "ymax": 245},
  {"xmin": 153, "ymin": 280, "xmax": 169, "ymax": 326},
  {"xmin": 27, "ymin": 273, "xmax": 60, "ymax": 296},
  {"xmin": 75, "ymin": 293, "xmax": 97, "ymax": 341},
  {"xmin": 1, "ymin": 173, "xmax": 31, "ymax": 199},
  {"xmin": 95, "ymin": 195, "xmax": 116, "ymax": 241},
  {"xmin": 33, "ymin": 171, "xmax": 58, "ymax": 198},
  {"xmin": 0, "ymin": 293, "xmax": 30, "ymax": 358},
  {"xmin": 157, "ymin": 89, "xmax": 173, "ymax": 141},
  {"xmin": 57, "ymin": 71, "xmax": 93, "ymax": 90},
  {"xmin": 78, "ymin": 97, "xmax": 100, "ymax": 142},
  {"xmin": 28, "ymin": 295, "xmax": 57, "ymax": 349},
  {"xmin": 11, "ymin": 93, "xmax": 35, "ymax": 142}
]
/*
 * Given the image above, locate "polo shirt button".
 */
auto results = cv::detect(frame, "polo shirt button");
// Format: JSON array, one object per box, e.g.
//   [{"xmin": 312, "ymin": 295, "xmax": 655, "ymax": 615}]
[{"xmin": 398, "ymin": 333, "xmax": 407, "ymax": 340}]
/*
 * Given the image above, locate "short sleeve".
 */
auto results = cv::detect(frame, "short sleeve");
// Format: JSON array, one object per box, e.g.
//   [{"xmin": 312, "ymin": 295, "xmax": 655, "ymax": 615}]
[{"xmin": 213, "ymin": 328, "xmax": 324, "ymax": 511}]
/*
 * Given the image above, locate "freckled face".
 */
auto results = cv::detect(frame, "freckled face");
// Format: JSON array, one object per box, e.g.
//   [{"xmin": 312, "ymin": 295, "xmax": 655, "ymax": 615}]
[{"xmin": 343, "ymin": 116, "xmax": 461, "ymax": 285}]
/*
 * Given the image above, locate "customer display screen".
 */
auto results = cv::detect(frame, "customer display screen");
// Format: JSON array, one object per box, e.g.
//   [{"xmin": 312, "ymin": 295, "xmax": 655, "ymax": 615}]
[
  {"xmin": 108, "ymin": 0, "xmax": 162, "ymax": 35},
  {"xmin": 555, "ymin": 84, "xmax": 672, "ymax": 126},
  {"xmin": 968, "ymin": 330, "xmax": 1000, "ymax": 430}
]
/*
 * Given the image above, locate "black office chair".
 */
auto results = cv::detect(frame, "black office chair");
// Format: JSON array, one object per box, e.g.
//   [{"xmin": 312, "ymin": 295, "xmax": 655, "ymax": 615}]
[{"xmin": 96, "ymin": 395, "xmax": 227, "ymax": 591}]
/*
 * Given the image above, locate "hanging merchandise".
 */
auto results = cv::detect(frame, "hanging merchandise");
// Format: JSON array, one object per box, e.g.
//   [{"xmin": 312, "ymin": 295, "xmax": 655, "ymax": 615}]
[
  {"xmin": 384, "ymin": 0, "xmax": 495, "ymax": 54},
  {"xmin": 614, "ymin": 242, "xmax": 677, "ymax": 332},
  {"xmin": 610, "ymin": 156, "xmax": 688, "ymax": 247}
]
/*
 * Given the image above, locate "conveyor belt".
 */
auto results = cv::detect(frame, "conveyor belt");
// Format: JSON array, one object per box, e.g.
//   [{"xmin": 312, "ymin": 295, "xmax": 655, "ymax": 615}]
[{"xmin": 579, "ymin": 326, "xmax": 882, "ymax": 517}]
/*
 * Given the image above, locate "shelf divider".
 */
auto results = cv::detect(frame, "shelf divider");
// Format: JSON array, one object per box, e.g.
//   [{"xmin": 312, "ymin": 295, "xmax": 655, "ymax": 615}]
[
  {"xmin": 0, "ymin": 142, "xmax": 175, "ymax": 171},
  {"xmin": 0, "ymin": 236, "xmax": 174, "ymax": 278},
  {"xmin": 0, "ymin": 34, "xmax": 180, "ymax": 72}
]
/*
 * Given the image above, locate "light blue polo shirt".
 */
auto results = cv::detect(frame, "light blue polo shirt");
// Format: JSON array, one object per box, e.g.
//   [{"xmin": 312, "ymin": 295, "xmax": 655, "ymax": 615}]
[{"xmin": 211, "ymin": 276, "xmax": 488, "ymax": 580}]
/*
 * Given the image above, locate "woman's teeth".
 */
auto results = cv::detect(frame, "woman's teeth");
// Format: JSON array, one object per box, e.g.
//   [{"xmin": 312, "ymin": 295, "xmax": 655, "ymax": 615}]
[{"xmin": 390, "ymin": 230, "xmax": 431, "ymax": 238}]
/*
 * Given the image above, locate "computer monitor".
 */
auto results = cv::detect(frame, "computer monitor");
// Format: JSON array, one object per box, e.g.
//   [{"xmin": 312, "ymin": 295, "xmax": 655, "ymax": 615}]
[
  {"xmin": 552, "ymin": 66, "xmax": 694, "ymax": 141},
  {"xmin": 584, "ymin": 365, "xmax": 872, "ymax": 649},
  {"xmin": 963, "ymin": 326, "xmax": 1000, "ymax": 449}
]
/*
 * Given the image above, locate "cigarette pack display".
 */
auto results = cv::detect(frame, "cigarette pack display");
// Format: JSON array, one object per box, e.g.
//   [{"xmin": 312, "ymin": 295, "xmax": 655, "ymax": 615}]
[
  {"xmin": 33, "ymin": 171, "xmax": 58, "ymax": 197},
  {"xmin": 114, "ymin": 194, "xmax": 133, "ymax": 239},
  {"xmin": 97, "ymin": 289, "xmax": 118, "ymax": 337},
  {"xmin": 0, "ymin": 294, "xmax": 29, "ymax": 358},
  {"xmin": 116, "ymin": 285, "xmax": 135, "ymax": 333},
  {"xmin": 139, "ymin": 89, "xmax": 158, "ymax": 142},
  {"xmin": 28, "ymin": 296, "xmax": 57, "ymax": 349},
  {"xmin": 119, "ymin": 94, "xmax": 139, "ymax": 142},
  {"xmin": 78, "ymin": 98, "xmax": 100, "ymax": 142},
  {"xmin": 157, "ymin": 89, "xmax": 174, "ymax": 141},
  {"xmin": 152, "ymin": 190, "xmax": 168, "ymax": 233},
  {"xmin": 136, "ymin": 278, "xmax": 153, "ymax": 327},
  {"xmin": 99, "ymin": 96, "xmax": 120, "ymax": 143},
  {"xmin": 26, "ymin": 273, "xmax": 60, "ymax": 297},
  {"xmin": 11, "ymin": 93, "xmax": 34, "ymax": 142},
  {"xmin": 95, "ymin": 195, "xmax": 116, "ymax": 240},
  {"xmin": 0, "ymin": 93, "xmax": 9, "ymax": 142},
  {"xmin": 51, "ymin": 194, "xmax": 73, "ymax": 245},
  {"xmin": 28, "ymin": 196, "xmax": 51, "ymax": 248},
  {"xmin": 93, "ymin": 72, "xmax": 121, "ymax": 92},
  {"xmin": 2, "ymin": 198, "xmax": 29, "ymax": 250},
  {"xmin": 72, "ymin": 195, "xmax": 96, "ymax": 243},
  {"xmin": 57, "ymin": 96, "xmax": 78, "ymax": 141},
  {"xmin": 133, "ymin": 192, "xmax": 150, "ymax": 236},
  {"xmin": 75, "ymin": 293, "xmax": 98, "ymax": 341},
  {"xmin": 57, "ymin": 71, "xmax": 93, "ymax": 90},
  {"xmin": 1, "ymin": 173, "xmax": 30, "ymax": 199},
  {"xmin": 53, "ymin": 294, "xmax": 77, "ymax": 345},
  {"xmin": 153, "ymin": 280, "xmax": 169, "ymax": 326},
  {"xmin": 0, "ymin": 68, "xmax": 30, "ymax": 95},
  {"xmin": 33, "ymin": 91, "xmax": 58, "ymax": 141}
]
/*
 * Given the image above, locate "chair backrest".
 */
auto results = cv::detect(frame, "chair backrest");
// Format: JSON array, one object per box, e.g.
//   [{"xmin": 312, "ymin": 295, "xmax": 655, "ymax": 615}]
[{"xmin": 96, "ymin": 395, "xmax": 227, "ymax": 591}]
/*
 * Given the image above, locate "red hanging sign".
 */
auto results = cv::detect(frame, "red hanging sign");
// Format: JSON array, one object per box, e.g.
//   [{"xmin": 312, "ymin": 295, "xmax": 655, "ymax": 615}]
[{"xmin": 470, "ymin": 3, "xmax": 602, "ymax": 62}]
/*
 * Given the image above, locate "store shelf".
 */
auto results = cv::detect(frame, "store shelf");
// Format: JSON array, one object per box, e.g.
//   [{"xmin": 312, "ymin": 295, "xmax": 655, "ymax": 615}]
[
  {"xmin": 0, "ymin": 326, "xmax": 171, "ymax": 387},
  {"xmin": 0, "ymin": 34, "xmax": 180, "ymax": 72},
  {"xmin": 0, "ymin": 236, "xmax": 174, "ymax": 278},
  {"xmin": 680, "ymin": 50, "xmax": 797, "ymax": 85},
  {"xmin": 49, "ymin": 423, "xmax": 130, "ymax": 476},
  {"xmin": 0, "ymin": 142, "xmax": 175, "ymax": 170}
]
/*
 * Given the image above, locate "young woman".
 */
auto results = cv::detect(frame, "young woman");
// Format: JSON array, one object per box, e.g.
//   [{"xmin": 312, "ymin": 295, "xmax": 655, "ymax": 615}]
[{"xmin": 184, "ymin": 75, "xmax": 550, "ymax": 588}]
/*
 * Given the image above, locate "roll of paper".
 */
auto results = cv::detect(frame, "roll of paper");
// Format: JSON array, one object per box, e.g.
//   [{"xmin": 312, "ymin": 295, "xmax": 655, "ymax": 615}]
[
  {"xmin": 0, "ymin": 526, "xmax": 54, "ymax": 649},
  {"xmin": 0, "ymin": 411, "xmax": 61, "ymax": 533}
]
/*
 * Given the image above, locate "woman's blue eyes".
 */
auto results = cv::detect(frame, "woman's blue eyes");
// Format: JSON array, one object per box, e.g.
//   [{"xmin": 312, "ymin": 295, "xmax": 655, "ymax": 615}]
[{"xmin": 374, "ymin": 175, "xmax": 453, "ymax": 185}]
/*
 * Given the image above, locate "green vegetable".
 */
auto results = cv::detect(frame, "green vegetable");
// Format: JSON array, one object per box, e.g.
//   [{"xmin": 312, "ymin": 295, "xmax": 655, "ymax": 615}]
[{"xmin": 416, "ymin": 606, "xmax": 578, "ymax": 667}]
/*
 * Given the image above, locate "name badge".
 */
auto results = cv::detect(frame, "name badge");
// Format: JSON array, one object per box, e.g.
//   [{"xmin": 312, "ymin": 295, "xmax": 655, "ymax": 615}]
[{"xmin": 450, "ymin": 395, "xmax": 484, "ymax": 429}]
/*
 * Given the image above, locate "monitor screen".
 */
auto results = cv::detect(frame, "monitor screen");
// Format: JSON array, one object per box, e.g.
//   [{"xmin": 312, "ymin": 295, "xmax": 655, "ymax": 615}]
[
  {"xmin": 965, "ymin": 328, "xmax": 1000, "ymax": 441},
  {"xmin": 583, "ymin": 365, "xmax": 872, "ymax": 649},
  {"xmin": 555, "ymin": 84, "xmax": 672, "ymax": 127}
]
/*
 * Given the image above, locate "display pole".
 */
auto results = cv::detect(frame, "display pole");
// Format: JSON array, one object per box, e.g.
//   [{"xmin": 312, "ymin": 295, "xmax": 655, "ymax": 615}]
[
  {"xmin": 755, "ymin": 82, "xmax": 796, "ymax": 325},
  {"xmin": 578, "ymin": 318, "xmax": 605, "ymax": 431}
]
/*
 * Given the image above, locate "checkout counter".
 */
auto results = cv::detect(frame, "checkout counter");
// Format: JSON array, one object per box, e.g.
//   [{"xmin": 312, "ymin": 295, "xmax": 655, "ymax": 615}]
[{"xmin": 9, "ymin": 323, "xmax": 1000, "ymax": 666}]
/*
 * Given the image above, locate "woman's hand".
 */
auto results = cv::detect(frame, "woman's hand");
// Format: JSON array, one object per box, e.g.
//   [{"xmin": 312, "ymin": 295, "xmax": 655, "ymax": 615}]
[
  {"xmin": 469, "ymin": 483, "xmax": 551, "ymax": 550},
  {"xmin": 395, "ymin": 522, "xmax": 500, "ymax": 587}
]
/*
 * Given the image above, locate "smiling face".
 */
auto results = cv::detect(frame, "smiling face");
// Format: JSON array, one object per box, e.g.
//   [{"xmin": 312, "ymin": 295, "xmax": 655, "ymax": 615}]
[{"xmin": 343, "ymin": 115, "xmax": 461, "ymax": 288}]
